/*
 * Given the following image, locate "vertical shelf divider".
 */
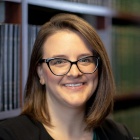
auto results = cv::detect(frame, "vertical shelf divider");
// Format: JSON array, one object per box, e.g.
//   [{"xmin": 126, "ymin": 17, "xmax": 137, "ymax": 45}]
[{"xmin": 21, "ymin": 0, "xmax": 28, "ymax": 106}]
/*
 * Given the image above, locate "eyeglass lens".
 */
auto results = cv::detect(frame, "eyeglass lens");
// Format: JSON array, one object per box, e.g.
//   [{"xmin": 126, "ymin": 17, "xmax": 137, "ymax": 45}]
[{"xmin": 48, "ymin": 56, "xmax": 98, "ymax": 76}]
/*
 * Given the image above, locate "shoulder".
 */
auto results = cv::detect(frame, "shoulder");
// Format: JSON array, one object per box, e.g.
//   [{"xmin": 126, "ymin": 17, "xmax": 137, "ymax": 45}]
[
  {"xmin": 0, "ymin": 115, "xmax": 40, "ymax": 140},
  {"xmin": 96, "ymin": 118, "xmax": 133, "ymax": 140}
]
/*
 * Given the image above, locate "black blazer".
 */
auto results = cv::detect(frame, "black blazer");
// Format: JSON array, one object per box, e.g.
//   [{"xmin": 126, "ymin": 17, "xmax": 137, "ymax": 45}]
[{"xmin": 0, "ymin": 115, "xmax": 133, "ymax": 140}]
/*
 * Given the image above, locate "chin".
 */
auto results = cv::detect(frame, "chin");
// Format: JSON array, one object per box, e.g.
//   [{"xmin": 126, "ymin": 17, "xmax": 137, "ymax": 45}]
[{"xmin": 66, "ymin": 100, "xmax": 86, "ymax": 109}]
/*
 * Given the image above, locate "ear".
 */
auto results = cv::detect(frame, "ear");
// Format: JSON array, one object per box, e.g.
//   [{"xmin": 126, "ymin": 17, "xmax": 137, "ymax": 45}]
[{"xmin": 37, "ymin": 65, "xmax": 45, "ymax": 85}]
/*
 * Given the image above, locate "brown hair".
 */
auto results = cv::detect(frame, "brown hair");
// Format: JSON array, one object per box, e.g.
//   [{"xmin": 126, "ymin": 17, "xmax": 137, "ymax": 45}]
[{"xmin": 21, "ymin": 13, "xmax": 115, "ymax": 130}]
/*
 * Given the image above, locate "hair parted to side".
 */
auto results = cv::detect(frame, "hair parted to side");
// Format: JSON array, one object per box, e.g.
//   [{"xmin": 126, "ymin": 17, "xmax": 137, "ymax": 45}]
[{"xmin": 21, "ymin": 13, "xmax": 115, "ymax": 130}]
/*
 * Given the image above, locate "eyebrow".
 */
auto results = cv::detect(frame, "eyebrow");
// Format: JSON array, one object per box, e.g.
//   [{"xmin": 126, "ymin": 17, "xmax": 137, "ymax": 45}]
[
  {"xmin": 50, "ymin": 53, "xmax": 93, "ymax": 59},
  {"xmin": 50, "ymin": 54, "xmax": 67, "ymax": 58}
]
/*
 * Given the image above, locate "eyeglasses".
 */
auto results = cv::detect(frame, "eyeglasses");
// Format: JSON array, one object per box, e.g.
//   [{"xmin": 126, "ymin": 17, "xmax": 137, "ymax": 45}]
[{"xmin": 39, "ymin": 56, "xmax": 100, "ymax": 76}]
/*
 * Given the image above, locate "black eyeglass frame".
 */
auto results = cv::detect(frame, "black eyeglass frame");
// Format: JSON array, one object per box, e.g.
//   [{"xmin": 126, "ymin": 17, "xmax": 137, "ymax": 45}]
[{"xmin": 39, "ymin": 56, "xmax": 100, "ymax": 76}]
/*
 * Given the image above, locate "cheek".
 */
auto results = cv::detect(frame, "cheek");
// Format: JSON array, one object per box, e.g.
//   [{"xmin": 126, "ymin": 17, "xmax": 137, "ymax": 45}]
[
  {"xmin": 42, "ymin": 67, "xmax": 60, "ymax": 87},
  {"xmin": 93, "ymin": 72, "xmax": 98, "ymax": 84},
  {"xmin": 43, "ymin": 69, "xmax": 54, "ymax": 83},
  {"xmin": 89, "ymin": 71, "xmax": 98, "ymax": 89}
]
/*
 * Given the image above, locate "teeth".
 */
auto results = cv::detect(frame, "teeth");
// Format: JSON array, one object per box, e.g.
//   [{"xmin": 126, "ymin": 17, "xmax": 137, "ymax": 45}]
[{"xmin": 65, "ymin": 83, "xmax": 83, "ymax": 87}]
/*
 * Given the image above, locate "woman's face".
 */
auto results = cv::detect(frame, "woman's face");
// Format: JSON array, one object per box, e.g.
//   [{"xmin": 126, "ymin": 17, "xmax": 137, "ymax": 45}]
[{"xmin": 37, "ymin": 30, "xmax": 98, "ymax": 109}]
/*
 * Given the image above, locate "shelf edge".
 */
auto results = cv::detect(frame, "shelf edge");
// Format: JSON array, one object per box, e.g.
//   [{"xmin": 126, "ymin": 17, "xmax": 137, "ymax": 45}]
[
  {"xmin": 1, "ymin": 0, "xmax": 21, "ymax": 3},
  {"xmin": 28, "ymin": 0, "xmax": 115, "ymax": 16}
]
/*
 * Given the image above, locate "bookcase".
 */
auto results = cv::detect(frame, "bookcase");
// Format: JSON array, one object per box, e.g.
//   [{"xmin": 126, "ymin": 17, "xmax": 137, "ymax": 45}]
[
  {"xmin": 0, "ymin": 1, "xmax": 21, "ymax": 119},
  {"xmin": 0, "ymin": 0, "xmax": 140, "ymax": 136}
]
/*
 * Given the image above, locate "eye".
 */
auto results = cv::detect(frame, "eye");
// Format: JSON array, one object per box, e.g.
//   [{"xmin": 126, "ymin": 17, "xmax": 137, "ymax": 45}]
[
  {"xmin": 78, "ymin": 57, "xmax": 96, "ymax": 66},
  {"xmin": 50, "ymin": 59, "xmax": 68, "ymax": 66},
  {"xmin": 79, "ymin": 57, "xmax": 92, "ymax": 63}
]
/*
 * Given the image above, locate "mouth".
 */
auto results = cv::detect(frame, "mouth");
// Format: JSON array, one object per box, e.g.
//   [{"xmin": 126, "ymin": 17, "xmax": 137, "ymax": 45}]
[{"xmin": 64, "ymin": 83, "xmax": 85, "ymax": 87}]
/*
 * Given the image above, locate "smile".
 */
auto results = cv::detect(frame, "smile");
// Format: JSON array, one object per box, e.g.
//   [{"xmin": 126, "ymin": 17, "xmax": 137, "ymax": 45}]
[{"xmin": 64, "ymin": 83, "xmax": 84, "ymax": 87}]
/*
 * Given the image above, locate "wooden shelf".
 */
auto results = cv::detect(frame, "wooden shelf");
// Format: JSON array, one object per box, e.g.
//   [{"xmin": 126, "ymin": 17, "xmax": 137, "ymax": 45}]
[
  {"xmin": 28, "ymin": 0, "xmax": 115, "ymax": 16},
  {"xmin": 2, "ymin": 0, "xmax": 140, "ymax": 22},
  {"xmin": 4, "ymin": 1, "xmax": 21, "ymax": 23},
  {"xmin": 2, "ymin": 0, "xmax": 114, "ymax": 17},
  {"xmin": 114, "ymin": 93, "xmax": 140, "ymax": 111},
  {"xmin": 112, "ymin": 12, "xmax": 140, "ymax": 25},
  {"xmin": 1, "ymin": 0, "xmax": 21, "ymax": 3}
]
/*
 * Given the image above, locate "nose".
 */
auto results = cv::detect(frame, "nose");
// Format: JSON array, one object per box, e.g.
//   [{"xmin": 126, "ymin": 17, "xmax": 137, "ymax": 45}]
[{"xmin": 67, "ymin": 64, "xmax": 82, "ymax": 77}]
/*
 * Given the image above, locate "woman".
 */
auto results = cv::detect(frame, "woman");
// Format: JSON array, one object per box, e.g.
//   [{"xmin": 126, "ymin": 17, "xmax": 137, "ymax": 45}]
[{"xmin": 0, "ymin": 13, "xmax": 132, "ymax": 140}]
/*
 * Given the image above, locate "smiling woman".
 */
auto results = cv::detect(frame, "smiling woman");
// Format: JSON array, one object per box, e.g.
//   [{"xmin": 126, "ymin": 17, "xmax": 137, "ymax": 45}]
[
  {"xmin": 0, "ymin": 13, "xmax": 133, "ymax": 140},
  {"xmin": 36, "ymin": 30, "xmax": 99, "ymax": 114}
]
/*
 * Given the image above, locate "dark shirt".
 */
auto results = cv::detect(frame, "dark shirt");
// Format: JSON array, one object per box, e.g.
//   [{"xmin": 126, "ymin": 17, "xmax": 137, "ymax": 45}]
[{"xmin": 0, "ymin": 115, "xmax": 133, "ymax": 140}]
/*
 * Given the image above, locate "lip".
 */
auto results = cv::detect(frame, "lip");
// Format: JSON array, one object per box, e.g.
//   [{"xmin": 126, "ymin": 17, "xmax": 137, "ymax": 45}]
[
  {"xmin": 62, "ymin": 82, "xmax": 86, "ymax": 90},
  {"xmin": 64, "ymin": 83, "xmax": 84, "ymax": 87}
]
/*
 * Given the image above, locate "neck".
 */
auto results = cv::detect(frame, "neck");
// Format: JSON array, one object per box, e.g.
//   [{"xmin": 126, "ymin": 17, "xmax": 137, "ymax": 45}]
[
  {"xmin": 43, "ymin": 98, "xmax": 92, "ymax": 140},
  {"xmin": 49, "ymin": 101, "xmax": 86, "ymax": 130}
]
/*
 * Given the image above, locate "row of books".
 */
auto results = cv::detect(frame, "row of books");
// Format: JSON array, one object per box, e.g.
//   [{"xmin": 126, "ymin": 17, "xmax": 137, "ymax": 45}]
[
  {"xmin": 57, "ymin": 0, "xmax": 140, "ymax": 14},
  {"xmin": 27, "ymin": 25, "xmax": 41, "ymax": 67},
  {"xmin": 112, "ymin": 26, "xmax": 140, "ymax": 95},
  {"xmin": 64, "ymin": 0, "xmax": 110, "ymax": 7},
  {"xmin": 112, "ymin": 26, "xmax": 140, "ymax": 136},
  {"xmin": 110, "ymin": 0, "xmax": 140, "ymax": 14},
  {"xmin": 0, "ymin": 24, "xmax": 41, "ymax": 112},
  {"xmin": 0, "ymin": 24, "xmax": 20, "ymax": 112}
]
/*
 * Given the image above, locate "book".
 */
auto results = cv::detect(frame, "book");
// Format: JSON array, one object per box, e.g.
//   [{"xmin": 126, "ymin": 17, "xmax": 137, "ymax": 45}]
[
  {"xmin": 13, "ymin": 24, "xmax": 19, "ymax": 109},
  {"xmin": 28, "ymin": 24, "xmax": 40, "ymax": 68},
  {"xmin": 0, "ymin": 2, "xmax": 5, "ymax": 23},
  {"xmin": 0, "ymin": 23, "xmax": 21, "ymax": 112},
  {"xmin": 16, "ymin": 24, "xmax": 20, "ymax": 109},
  {"xmin": 112, "ymin": 26, "xmax": 140, "ymax": 95},
  {"xmin": 3, "ymin": 24, "xmax": 8, "ymax": 111},
  {"xmin": 0, "ymin": 23, "xmax": 3, "ymax": 111},
  {"xmin": 7, "ymin": 24, "xmax": 13, "ymax": 110}
]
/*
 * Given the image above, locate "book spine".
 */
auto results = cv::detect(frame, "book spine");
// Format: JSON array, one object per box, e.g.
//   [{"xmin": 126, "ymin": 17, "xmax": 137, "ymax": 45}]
[
  {"xmin": 16, "ymin": 24, "xmax": 20, "ymax": 108},
  {"xmin": 8, "ymin": 24, "xmax": 13, "ymax": 110},
  {"xmin": 3, "ymin": 24, "xmax": 8, "ymax": 111},
  {"xmin": 13, "ymin": 24, "xmax": 18, "ymax": 109},
  {"xmin": 0, "ymin": 24, "xmax": 3, "ymax": 111}
]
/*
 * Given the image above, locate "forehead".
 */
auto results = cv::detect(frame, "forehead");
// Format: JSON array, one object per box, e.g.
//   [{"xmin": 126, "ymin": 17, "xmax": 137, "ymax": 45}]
[{"xmin": 42, "ymin": 30, "xmax": 94, "ymax": 58}]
